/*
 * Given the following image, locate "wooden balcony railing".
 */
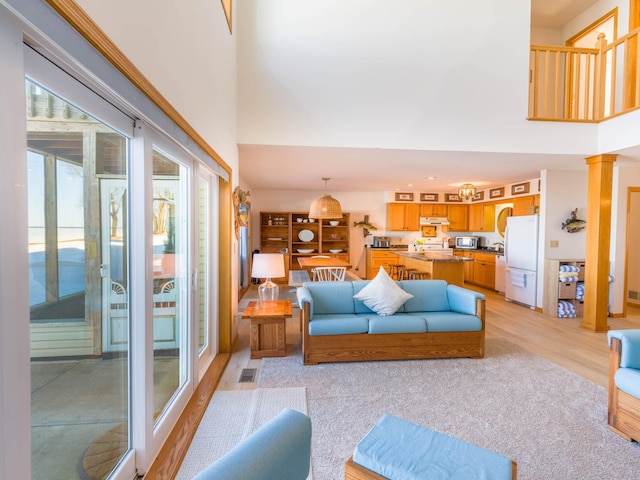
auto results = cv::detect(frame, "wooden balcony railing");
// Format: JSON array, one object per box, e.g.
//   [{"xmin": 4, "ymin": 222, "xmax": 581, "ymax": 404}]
[{"xmin": 529, "ymin": 27, "xmax": 640, "ymax": 122}]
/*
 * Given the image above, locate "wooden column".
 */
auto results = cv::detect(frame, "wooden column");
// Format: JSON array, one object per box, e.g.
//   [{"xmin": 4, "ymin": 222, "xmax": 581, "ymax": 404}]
[{"xmin": 581, "ymin": 154, "xmax": 616, "ymax": 332}]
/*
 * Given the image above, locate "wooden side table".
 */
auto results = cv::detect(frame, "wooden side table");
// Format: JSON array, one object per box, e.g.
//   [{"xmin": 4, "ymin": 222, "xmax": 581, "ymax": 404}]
[{"xmin": 242, "ymin": 300, "xmax": 292, "ymax": 358}]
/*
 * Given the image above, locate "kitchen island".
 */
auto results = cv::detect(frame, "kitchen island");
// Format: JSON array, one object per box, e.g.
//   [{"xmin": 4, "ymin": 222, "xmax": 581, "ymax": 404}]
[{"xmin": 393, "ymin": 252, "xmax": 472, "ymax": 287}]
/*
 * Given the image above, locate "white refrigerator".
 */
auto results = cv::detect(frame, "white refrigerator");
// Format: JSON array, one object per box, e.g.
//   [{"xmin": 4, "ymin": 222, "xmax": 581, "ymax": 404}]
[{"xmin": 505, "ymin": 215, "xmax": 539, "ymax": 308}]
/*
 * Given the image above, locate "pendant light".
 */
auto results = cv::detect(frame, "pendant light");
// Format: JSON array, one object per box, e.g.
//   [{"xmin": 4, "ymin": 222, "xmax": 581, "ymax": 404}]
[
  {"xmin": 458, "ymin": 183, "xmax": 477, "ymax": 200},
  {"xmin": 309, "ymin": 177, "xmax": 343, "ymax": 219}
]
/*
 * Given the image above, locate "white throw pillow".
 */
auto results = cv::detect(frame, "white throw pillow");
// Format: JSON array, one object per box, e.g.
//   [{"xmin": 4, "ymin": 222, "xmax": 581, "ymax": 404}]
[{"xmin": 353, "ymin": 266, "xmax": 414, "ymax": 315}]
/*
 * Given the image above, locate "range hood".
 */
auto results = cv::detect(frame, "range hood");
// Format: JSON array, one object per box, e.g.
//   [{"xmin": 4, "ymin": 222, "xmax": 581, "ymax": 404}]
[{"xmin": 420, "ymin": 217, "xmax": 450, "ymax": 226}]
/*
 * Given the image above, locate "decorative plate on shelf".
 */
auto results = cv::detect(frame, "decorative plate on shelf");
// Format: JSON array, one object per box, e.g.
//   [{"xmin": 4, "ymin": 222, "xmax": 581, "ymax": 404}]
[
  {"xmin": 329, "ymin": 249, "xmax": 343, "ymax": 253},
  {"xmin": 298, "ymin": 229, "xmax": 314, "ymax": 242},
  {"xmin": 297, "ymin": 249, "xmax": 314, "ymax": 254}
]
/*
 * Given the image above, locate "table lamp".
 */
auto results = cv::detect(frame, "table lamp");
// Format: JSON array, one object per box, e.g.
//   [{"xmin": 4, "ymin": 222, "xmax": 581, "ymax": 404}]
[{"xmin": 251, "ymin": 253, "xmax": 285, "ymax": 301}]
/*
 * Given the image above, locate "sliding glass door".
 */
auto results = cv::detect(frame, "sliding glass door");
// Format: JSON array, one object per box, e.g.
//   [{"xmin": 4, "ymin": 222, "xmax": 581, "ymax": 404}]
[{"xmin": 26, "ymin": 78, "xmax": 135, "ymax": 480}]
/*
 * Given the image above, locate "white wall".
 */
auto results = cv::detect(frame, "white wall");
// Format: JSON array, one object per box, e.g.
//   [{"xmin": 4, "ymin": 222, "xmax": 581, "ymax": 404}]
[
  {"xmin": 76, "ymin": 0, "xmax": 238, "ymax": 167},
  {"xmin": 541, "ymin": 170, "xmax": 588, "ymax": 260},
  {"xmin": 76, "ymin": 0, "xmax": 241, "ymax": 308},
  {"xmin": 237, "ymin": 0, "xmax": 602, "ymax": 157}
]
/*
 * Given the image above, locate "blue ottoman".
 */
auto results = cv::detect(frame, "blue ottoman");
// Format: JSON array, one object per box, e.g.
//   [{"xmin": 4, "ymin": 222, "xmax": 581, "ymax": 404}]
[{"xmin": 345, "ymin": 415, "xmax": 516, "ymax": 480}]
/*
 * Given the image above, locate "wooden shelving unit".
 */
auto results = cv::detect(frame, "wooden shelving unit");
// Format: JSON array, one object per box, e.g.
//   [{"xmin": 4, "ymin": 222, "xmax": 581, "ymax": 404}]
[
  {"xmin": 260, "ymin": 211, "xmax": 350, "ymax": 272},
  {"xmin": 543, "ymin": 259, "xmax": 585, "ymax": 317}
]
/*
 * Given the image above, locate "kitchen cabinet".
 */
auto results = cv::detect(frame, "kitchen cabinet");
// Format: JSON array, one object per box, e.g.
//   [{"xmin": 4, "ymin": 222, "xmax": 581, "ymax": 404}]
[
  {"xmin": 453, "ymin": 250, "xmax": 496, "ymax": 289},
  {"xmin": 453, "ymin": 250, "xmax": 474, "ymax": 282},
  {"xmin": 468, "ymin": 203, "xmax": 495, "ymax": 232},
  {"xmin": 444, "ymin": 204, "xmax": 468, "ymax": 232},
  {"xmin": 512, "ymin": 195, "xmax": 539, "ymax": 216},
  {"xmin": 387, "ymin": 203, "xmax": 420, "ymax": 231},
  {"xmin": 472, "ymin": 252, "xmax": 496, "ymax": 290},
  {"xmin": 419, "ymin": 203, "xmax": 448, "ymax": 217},
  {"xmin": 366, "ymin": 249, "xmax": 402, "ymax": 279}
]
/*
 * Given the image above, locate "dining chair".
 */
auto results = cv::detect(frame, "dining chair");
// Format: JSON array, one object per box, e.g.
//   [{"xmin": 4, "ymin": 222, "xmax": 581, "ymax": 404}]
[
  {"xmin": 310, "ymin": 256, "xmax": 331, "ymax": 281},
  {"xmin": 313, "ymin": 266, "xmax": 347, "ymax": 282}
]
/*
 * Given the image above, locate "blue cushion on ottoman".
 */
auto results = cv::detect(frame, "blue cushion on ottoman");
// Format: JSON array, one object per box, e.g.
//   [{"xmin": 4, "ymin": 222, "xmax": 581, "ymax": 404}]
[{"xmin": 353, "ymin": 414, "xmax": 513, "ymax": 480}]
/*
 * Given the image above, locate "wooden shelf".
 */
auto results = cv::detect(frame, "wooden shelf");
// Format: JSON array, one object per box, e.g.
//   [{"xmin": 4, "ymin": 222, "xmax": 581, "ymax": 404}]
[
  {"xmin": 543, "ymin": 259, "xmax": 585, "ymax": 317},
  {"xmin": 261, "ymin": 211, "xmax": 350, "ymax": 272}
]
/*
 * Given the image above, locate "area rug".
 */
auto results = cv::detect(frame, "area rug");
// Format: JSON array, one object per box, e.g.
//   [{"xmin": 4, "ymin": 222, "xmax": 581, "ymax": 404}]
[
  {"xmin": 257, "ymin": 338, "xmax": 640, "ymax": 480},
  {"xmin": 175, "ymin": 387, "xmax": 308, "ymax": 479}
]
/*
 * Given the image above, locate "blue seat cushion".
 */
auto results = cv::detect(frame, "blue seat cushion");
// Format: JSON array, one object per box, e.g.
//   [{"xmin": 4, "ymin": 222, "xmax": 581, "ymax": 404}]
[
  {"xmin": 416, "ymin": 312, "xmax": 483, "ymax": 332},
  {"xmin": 615, "ymin": 367, "xmax": 640, "ymax": 398},
  {"xmin": 308, "ymin": 314, "xmax": 369, "ymax": 336},
  {"xmin": 366, "ymin": 314, "xmax": 427, "ymax": 334},
  {"xmin": 353, "ymin": 414, "xmax": 513, "ymax": 480},
  {"xmin": 400, "ymin": 280, "xmax": 451, "ymax": 312}
]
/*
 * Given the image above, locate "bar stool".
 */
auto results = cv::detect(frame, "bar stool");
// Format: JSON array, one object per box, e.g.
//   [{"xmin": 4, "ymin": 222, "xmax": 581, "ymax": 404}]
[
  {"xmin": 408, "ymin": 271, "xmax": 431, "ymax": 280},
  {"xmin": 387, "ymin": 264, "xmax": 403, "ymax": 280},
  {"xmin": 397, "ymin": 267, "xmax": 416, "ymax": 280}
]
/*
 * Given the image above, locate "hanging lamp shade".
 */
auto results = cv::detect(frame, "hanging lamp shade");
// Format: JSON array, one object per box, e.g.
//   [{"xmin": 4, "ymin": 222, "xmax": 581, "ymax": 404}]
[
  {"xmin": 309, "ymin": 178, "xmax": 343, "ymax": 219},
  {"xmin": 458, "ymin": 183, "xmax": 477, "ymax": 199}
]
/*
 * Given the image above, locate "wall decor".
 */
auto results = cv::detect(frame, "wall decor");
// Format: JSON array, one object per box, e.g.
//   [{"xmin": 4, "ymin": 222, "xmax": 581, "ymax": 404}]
[
  {"xmin": 561, "ymin": 208, "xmax": 586, "ymax": 233},
  {"xmin": 511, "ymin": 182, "xmax": 530, "ymax": 195},
  {"xmin": 420, "ymin": 193, "xmax": 439, "ymax": 202},
  {"xmin": 489, "ymin": 187, "xmax": 504, "ymax": 199},
  {"xmin": 221, "ymin": 0, "xmax": 232, "ymax": 33},
  {"xmin": 233, "ymin": 186, "xmax": 250, "ymax": 239},
  {"xmin": 471, "ymin": 191, "xmax": 485, "ymax": 202},
  {"xmin": 395, "ymin": 192, "xmax": 414, "ymax": 201},
  {"xmin": 444, "ymin": 193, "xmax": 462, "ymax": 202},
  {"xmin": 421, "ymin": 225, "xmax": 436, "ymax": 237},
  {"xmin": 353, "ymin": 214, "xmax": 378, "ymax": 237}
]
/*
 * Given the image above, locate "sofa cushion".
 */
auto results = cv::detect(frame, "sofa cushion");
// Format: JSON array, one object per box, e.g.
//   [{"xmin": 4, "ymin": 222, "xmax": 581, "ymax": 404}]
[
  {"xmin": 614, "ymin": 367, "xmax": 640, "ymax": 398},
  {"xmin": 401, "ymin": 280, "xmax": 451, "ymax": 312},
  {"xmin": 302, "ymin": 282, "xmax": 356, "ymax": 316},
  {"xmin": 353, "ymin": 267, "xmax": 413, "ymax": 316},
  {"xmin": 367, "ymin": 314, "xmax": 427, "ymax": 334},
  {"xmin": 308, "ymin": 314, "xmax": 369, "ymax": 336},
  {"xmin": 416, "ymin": 311, "xmax": 483, "ymax": 332}
]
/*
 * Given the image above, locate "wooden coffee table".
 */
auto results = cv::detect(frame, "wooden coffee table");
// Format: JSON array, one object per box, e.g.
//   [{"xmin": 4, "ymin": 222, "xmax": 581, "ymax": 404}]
[{"xmin": 242, "ymin": 300, "xmax": 292, "ymax": 358}]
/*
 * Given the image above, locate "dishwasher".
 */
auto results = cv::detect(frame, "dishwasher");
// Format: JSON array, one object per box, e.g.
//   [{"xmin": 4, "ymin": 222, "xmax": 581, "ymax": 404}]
[{"xmin": 495, "ymin": 254, "xmax": 506, "ymax": 294}]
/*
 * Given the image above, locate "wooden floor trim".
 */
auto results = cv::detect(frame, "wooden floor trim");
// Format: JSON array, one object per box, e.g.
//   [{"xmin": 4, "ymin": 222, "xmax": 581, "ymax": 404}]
[{"xmin": 145, "ymin": 352, "xmax": 230, "ymax": 479}]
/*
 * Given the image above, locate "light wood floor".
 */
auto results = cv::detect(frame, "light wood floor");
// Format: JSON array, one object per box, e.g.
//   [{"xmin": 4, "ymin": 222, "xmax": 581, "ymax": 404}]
[{"xmin": 222, "ymin": 285, "xmax": 640, "ymax": 389}]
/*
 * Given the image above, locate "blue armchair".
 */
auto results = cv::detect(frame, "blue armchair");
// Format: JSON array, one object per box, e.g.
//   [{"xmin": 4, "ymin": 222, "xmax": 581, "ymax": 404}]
[
  {"xmin": 192, "ymin": 408, "xmax": 312, "ymax": 480},
  {"xmin": 608, "ymin": 330, "xmax": 640, "ymax": 442}
]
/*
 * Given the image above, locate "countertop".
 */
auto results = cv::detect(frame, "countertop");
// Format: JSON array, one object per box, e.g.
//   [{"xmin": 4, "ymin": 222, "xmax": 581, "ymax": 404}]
[
  {"xmin": 453, "ymin": 248, "xmax": 504, "ymax": 255},
  {"xmin": 394, "ymin": 252, "xmax": 472, "ymax": 262}
]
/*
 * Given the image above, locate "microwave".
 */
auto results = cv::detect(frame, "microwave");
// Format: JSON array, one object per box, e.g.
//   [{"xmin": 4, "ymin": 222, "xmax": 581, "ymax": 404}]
[{"xmin": 455, "ymin": 236, "xmax": 478, "ymax": 249}]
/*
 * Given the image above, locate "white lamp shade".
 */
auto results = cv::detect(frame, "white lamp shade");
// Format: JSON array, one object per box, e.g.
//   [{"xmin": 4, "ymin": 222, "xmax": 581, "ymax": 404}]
[{"xmin": 251, "ymin": 253, "xmax": 285, "ymax": 279}]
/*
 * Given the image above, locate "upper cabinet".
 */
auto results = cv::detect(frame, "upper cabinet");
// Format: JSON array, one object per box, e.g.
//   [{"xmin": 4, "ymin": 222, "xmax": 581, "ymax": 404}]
[
  {"xmin": 512, "ymin": 195, "xmax": 540, "ymax": 216},
  {"xmin": 468, "ymin": 203, "xmax": 495, "ymax": 232},
  {"xmin": 444, "ymin": 204, "xmax": 468, "ymax": 232},
  {"xmin": 419, "ymin": 203, "xmax": 448, "ymax": 217},
  {"xmin": 387, "ymin": 203, "xmax": 420, "ymax": 231}
]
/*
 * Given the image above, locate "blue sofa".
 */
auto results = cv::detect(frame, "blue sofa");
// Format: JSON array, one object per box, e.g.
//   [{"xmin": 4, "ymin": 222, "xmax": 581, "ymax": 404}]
[
  {"xmin": 297, "ymin": 279, "xmax": 486, "ymax": 365},
  {"xmin": 192, "ymin": 408, "xmax": 312, "ymax": 480},
  {"xmin": 608, "ymin": 330, "xmax": 640, "ymax": 442}
]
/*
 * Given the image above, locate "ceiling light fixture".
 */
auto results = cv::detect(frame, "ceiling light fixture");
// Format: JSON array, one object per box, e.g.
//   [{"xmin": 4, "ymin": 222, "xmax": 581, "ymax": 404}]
[
  {"xmin": 309, "ymin": 177, "xmax": 343, "ymax": 219},
  {"xmin": 458, "ymin": 183, "xmax": 477, "ymax": 200}
]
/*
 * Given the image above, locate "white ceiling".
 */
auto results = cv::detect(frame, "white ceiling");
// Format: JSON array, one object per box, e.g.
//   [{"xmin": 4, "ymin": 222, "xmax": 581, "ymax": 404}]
[{"xmin": 238, "ymin": 0, "xmax": 617, "ymax": 195}]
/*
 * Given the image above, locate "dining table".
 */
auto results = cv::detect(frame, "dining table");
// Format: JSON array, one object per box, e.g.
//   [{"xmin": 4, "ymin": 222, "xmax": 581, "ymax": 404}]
[{"xmin": 297, "ymin": 256, "xmax": 352, "ymax": 270}]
